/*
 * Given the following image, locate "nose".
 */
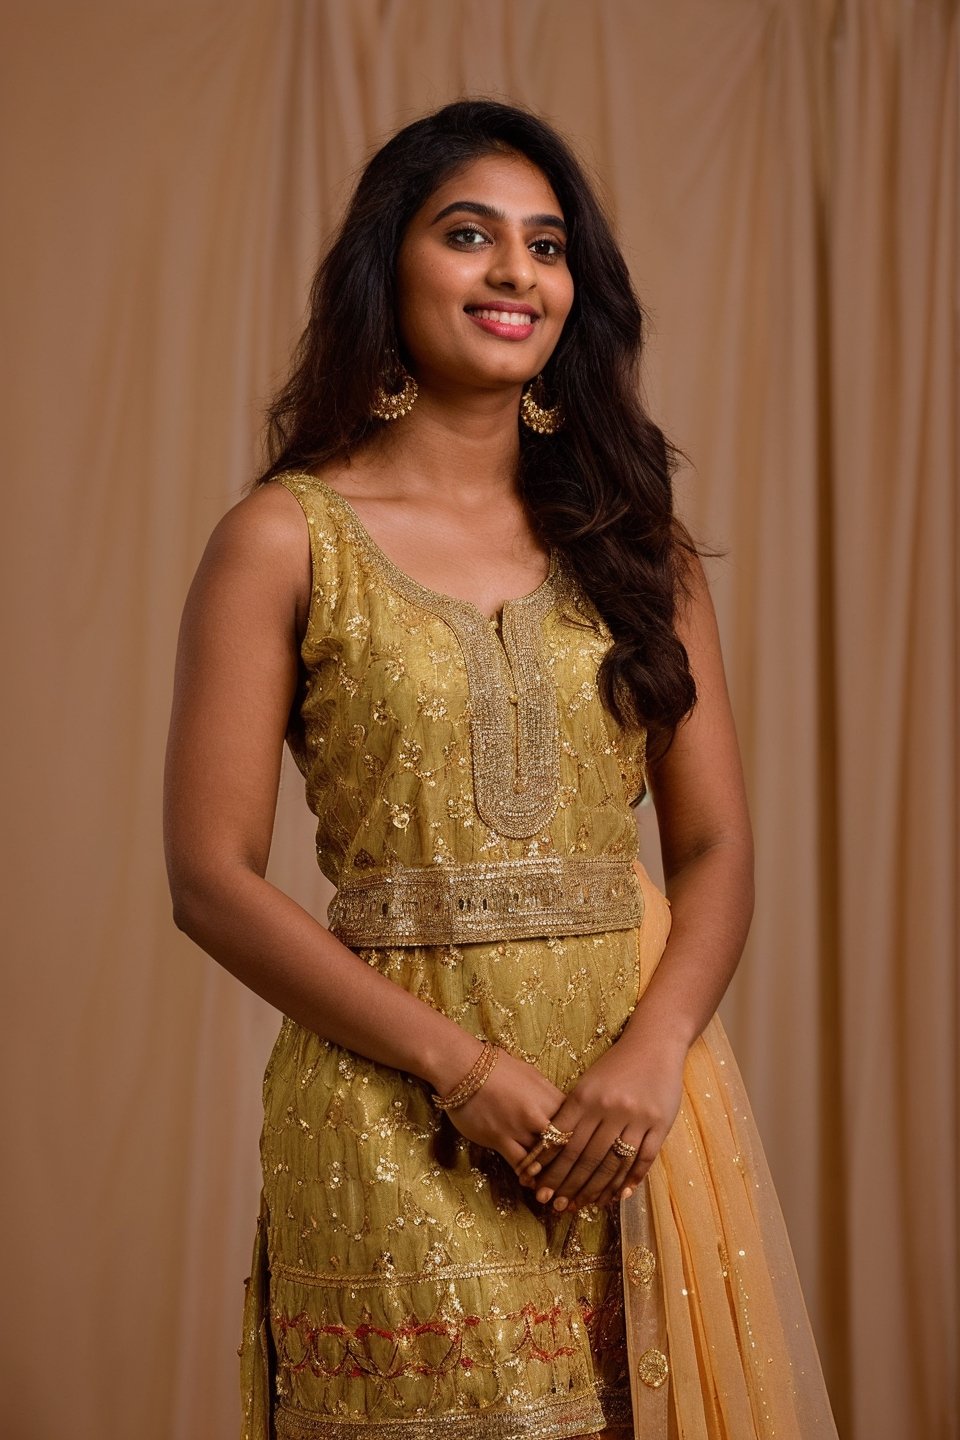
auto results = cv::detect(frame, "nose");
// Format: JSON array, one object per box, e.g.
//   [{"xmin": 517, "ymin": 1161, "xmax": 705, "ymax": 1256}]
[{"xmin": 485, "ymin": 232, "xmax": 537, "ymax": 293}]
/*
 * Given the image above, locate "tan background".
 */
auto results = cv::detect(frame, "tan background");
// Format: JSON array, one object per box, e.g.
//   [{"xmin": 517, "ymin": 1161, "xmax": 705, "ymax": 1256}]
[{"xmin": 2, "ymin": 1, "xmax": 957, "ymax": 1437}]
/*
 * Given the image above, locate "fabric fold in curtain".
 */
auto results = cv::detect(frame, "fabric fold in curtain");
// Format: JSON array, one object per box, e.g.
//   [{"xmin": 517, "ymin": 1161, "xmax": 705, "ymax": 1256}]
[{"xmin": 2, "ymin": 3, "xmax": 956, "ymax": 1438}]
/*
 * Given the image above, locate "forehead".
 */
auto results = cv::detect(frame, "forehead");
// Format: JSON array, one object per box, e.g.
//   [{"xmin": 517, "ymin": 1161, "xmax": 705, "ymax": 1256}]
[{"xmin": 411, "ymin": 151, "xmax": 564, "ymax": 227}]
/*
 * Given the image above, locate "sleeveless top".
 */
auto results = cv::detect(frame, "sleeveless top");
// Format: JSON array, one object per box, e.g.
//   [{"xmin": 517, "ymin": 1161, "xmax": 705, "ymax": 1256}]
[{"xmin": 274, "ymin": 472, "xmax": 648, "ymax": 947}]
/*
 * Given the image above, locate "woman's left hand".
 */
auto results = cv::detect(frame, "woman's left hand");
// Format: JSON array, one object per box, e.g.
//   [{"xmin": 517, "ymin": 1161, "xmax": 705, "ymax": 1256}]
[{"xmin": 515, "ymin": 1029, "xmax": 688, "ymax": 1211}]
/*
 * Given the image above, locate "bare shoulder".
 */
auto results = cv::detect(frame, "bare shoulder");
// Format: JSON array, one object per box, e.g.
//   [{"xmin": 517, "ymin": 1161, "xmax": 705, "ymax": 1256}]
[
  {"xmin": 191, "ymin": 480, "xmax": 312, "ymax": 623},
  {"xmin": 165, "ymin": 482, "xmax": 313, "ymax": 885},
  {"xmin": 205, "ymin": 478, "xmax": 310, "ymax": 567}
]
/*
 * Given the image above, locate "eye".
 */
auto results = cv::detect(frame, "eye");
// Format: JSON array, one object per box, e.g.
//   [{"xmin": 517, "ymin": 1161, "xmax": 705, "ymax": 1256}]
[
  {"xmin": 446, "ymin": 225, "xmax": 491, "ymax": 248},
  {"xmin": 530, "ymin": 235, "xmax": 566, "ymax": 260}
]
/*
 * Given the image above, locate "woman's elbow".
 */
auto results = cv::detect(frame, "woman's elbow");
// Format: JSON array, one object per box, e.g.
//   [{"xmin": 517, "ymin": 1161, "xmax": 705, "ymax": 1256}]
[
  {"xmin": 168, "ymin": 874, "xmax": 208, "ymax": 938},
  {"xmin": 165, "ymin": 856, "xmax": 226, "ymax": 939},
  {"xmin": 166, "ymin": 850, "xmax": 263, "ymax": 939}
]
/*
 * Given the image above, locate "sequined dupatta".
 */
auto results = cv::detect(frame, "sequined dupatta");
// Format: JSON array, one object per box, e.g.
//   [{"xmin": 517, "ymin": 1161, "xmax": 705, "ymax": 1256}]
[{"xmin": 621, "ymin": 864, "xmax": 839, "ymax": 1439}]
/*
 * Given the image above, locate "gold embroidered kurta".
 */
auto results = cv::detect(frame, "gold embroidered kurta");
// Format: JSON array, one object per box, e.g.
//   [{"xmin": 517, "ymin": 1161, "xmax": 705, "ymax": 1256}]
[
  {"xmin": 239, "ymin": 473, "xmax": 840, "ymax": 1440},
  {"xmin": 274, "ymin": 474, "xmax": 648, "ymax": 947}
]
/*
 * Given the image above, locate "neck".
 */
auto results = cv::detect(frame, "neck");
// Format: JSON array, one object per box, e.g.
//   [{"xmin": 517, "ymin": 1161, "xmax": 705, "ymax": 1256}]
[{"xmin": 358, "ymin": 386, "xmax": 524, "ymax": 506}]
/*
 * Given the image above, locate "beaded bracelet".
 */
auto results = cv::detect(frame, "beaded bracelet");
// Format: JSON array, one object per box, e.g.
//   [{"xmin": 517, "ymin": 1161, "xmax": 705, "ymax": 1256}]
[{"xmin": 431, "ymin": 1041, "xmax": 500, "ymax": 1111}]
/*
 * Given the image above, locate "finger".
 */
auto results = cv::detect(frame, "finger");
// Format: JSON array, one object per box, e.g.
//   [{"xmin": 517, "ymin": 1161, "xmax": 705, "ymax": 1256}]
[
  {"xmin": 540, "ymin": 1124, "xmax": 622, "ymax": 1208},
  {"xmin": 620, "ymin": 1165, "xmax": 647, "ymax": 1194},
  {"xmin": 536, "ymin": 1097, "xmax": 583, "ymax": 1148},
  {"xmin": 595, "ymin": 1155, "xmax": 650, "ymax": 1209},
  {"xmin": 532, "ymin": 1128, "xmax": 601, "ymax": 1198},
  {"xmin": 510, "ymin": 1118, "xmax": 575, "ymax": 1178},
  {"xmin": 569, "ymin": 1132, "xmax": 645, "ymax": 1208},
  {"xmin": 517, "ymin": 1150, "xmax": 556, "ymax": 1185},
  {"xmin": 516, "ymin": 1122, "xmax": 576, "ymax": 1180},
  {"xmin": 515, "ymin": 1138, "xmax": 548, "ymax": 1173},
  {"xmin": 569, "ymin": 1153, "xmax": 635, "ymax": 1210},
  {"xmin": 531, "ymin": 1121, "xmax": 599, "ymax": 1203},
  {"xmin": 618, "ymin": 1158, "xmax": 653, "ymax": 1198},
  {"xmin": 517, "ymin": 1128, "xmax": 570, "ymax": 1170},
  {"xmin": 501, "ymin": 1136, "xmax": 541, "ymax": 1170},
  {"xmin": 607, "ymin": 1137, "xmax": 661, "ymax": 1203},
  {"xmin": 522, "ymin": 1099, "xmax": 586, "ymax": 1193},
  {"xmin": 589, "ymin": 1179, "xmax": 624, "ymax": 1210},
  {"xmin": 595, "ymin": 1163, "xmax": 651, "ymax": 1212},
  {"xmin": 558, "ymin": 1139, "xmax": 627, "ymax": 1209},
  {"xmin": 518, "ymin": 1158, "xmax": 557, "ymax": 1186},
  {"xmin": 564, "ymin": 1123, "xmax": 656, "ymax": 1208}
]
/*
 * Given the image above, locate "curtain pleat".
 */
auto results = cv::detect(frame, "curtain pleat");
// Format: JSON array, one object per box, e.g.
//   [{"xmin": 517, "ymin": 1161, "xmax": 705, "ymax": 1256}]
[{"xmin": 1, "ymin": 3, "xmax": 955, "ymax": 1437}]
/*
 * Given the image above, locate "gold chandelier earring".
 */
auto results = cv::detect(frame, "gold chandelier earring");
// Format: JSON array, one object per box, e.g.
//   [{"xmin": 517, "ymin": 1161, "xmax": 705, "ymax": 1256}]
[
  {"xmin": 519, "ymin": 373, "xmax": 563, "ymax": 435},
  {"xmin": 370, "ymin": 357, "xmax": 419, "ymax": 421}
]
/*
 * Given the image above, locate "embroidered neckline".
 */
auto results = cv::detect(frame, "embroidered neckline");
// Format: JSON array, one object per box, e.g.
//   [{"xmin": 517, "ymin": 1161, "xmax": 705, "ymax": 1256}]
[
  {"xmin": 280, "ymin": 470, "xmax": 562, "ymax": 839},
  {"xmin": 282, "ymin": 471, "xmax": 559, "ymax": 625}
]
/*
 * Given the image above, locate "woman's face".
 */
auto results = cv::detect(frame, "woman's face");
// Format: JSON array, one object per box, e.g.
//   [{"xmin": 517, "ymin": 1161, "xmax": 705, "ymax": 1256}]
[{"xmin": 395, "ymin": 151, "xmax": 574, "ymax": 396}]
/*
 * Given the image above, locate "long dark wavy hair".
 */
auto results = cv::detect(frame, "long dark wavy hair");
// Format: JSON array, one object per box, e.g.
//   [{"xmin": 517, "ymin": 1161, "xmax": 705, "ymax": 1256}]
[{"xmin": 254, "ymin": 99, "xmax": 699, "ymax": 754}]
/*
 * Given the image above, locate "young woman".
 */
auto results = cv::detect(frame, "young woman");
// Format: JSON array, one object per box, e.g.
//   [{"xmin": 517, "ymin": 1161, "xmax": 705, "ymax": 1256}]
[{"xmin": 164, "ymin": 100, "xmax": 838, "ymax": 1440}]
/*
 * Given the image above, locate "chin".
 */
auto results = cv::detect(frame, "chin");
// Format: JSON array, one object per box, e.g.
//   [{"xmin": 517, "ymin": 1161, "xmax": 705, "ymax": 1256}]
[{"xmin": 468, "ymin": 356, "xmax": 547, "ymax": 389}]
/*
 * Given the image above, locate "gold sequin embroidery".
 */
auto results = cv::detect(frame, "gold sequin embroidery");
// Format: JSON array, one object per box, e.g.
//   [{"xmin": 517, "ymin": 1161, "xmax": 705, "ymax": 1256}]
[
  {"xmin": 636, "ymin": 1346, "xmax": 669, "ymax": 1389},
  {"xmin": 275, "ymin": 1387, "xmax": 632, "ymax": 1440},
  {"xmin": 625, "ymin": 1243, "xmax": 657, "ymax": 1289},
  {"xmin": 286, "ymin": 473, "xmax": 561, "ymax": 839},
  {"xmin": 254, "ymin": 475, "xmax": 652, "ymax": 1437},
  {"xmin": 271, "ymin": 473, "xmax": 647, "ymax": 906},
  {"xmin": 273, "ymin": 1246, "xmax": 622, "ymax": 1290},
  {"xmin": 328, "ymin": 855, "xmax": 645, "ymax": 947}
]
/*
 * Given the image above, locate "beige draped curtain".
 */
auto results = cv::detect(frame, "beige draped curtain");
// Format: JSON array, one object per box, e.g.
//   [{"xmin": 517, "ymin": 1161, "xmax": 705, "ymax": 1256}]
[{"xmin": 2, "ymin": 2, "xmax": 956, "ymax": 1436}]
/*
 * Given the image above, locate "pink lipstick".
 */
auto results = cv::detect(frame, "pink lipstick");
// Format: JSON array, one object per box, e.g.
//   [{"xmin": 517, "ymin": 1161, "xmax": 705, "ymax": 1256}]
[{"xmin": 464, "ymin": 303, "xmax": 539, "ymax": 340}]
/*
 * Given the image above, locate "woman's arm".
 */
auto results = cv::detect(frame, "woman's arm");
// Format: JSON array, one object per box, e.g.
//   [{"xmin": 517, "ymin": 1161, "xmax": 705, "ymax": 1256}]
[
  {"xmin": 163, "ymin": 483, "xmax": 565, "ymax": 1164},
  {"xmin": 623, "ymin": 552, "xmax": 755, "ymax": 1048},
  {"xmin": 516, "ymin": 554, "xmax": 755, "ymax": 1209}
]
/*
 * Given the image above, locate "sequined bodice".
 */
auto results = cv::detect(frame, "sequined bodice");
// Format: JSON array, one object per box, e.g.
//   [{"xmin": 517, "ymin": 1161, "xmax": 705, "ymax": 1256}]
[{"xmin": 275, "ymin": 472, "xmax": 647, "ymax": 944}]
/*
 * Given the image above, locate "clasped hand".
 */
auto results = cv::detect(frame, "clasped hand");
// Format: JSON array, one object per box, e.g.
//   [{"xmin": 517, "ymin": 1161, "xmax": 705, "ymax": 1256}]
[{"xmin": 446, "ymin": 1031, "xmax": 687, "ymax": 1212}]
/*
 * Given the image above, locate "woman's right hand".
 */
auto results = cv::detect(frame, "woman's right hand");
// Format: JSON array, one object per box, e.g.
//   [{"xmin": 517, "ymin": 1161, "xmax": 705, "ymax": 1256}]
[{"xmin": 440, "ymin": 1046, "xmax": 568, "ymax": 1170}]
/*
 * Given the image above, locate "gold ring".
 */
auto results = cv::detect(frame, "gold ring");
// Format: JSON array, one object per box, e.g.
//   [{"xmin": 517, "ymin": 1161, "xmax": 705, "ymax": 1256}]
[
  {"xmin": 540, "ymin": 1124, "xmax": 574, "ymax": 1147},
  {"xmin": 612, "ymin": 1137, "xmax": 638, "ymax": 1159}
]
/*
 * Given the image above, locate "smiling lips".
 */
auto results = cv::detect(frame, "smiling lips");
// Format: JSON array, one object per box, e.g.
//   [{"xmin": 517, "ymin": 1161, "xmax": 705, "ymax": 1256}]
[{"xmin": 465, "ymin": 304, "xmax": 539, "ymax": 339}]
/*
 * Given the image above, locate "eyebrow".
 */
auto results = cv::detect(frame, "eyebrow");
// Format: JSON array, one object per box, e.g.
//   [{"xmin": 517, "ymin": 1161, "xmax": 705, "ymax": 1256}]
[{"xmin": 430, "ymin": 200, "xmax": 567, "ymax": 235}]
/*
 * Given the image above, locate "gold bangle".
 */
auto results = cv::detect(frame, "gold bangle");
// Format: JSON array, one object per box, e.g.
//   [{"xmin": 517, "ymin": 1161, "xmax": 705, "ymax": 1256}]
[{"xmin": 431, "ymin": 1041, "xmax": 499, "ymax": 1111}]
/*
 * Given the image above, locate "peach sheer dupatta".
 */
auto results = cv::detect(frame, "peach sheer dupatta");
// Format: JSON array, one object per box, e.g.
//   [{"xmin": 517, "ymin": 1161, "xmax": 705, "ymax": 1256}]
[{"xmin": 620, "ymin": 863, "xmax": 839, "ymax": 1440}]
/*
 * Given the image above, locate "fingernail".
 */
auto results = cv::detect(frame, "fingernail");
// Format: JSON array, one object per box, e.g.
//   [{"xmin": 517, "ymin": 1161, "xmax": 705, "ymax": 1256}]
[
  {"xmin": 529, "ymin": 1162, "xmax": 542, "ymax": 1176},
  {"xmin": 621, "ymin": 1187, "xmax": 634, "ymax": 1200},
  {"xmin": 536, "ymin": 1188, "xmax": 553, "ymax": 1203},
  {"xmin": 553, "ymin": 1197, "xmax": 568, "ymax": 1212}
]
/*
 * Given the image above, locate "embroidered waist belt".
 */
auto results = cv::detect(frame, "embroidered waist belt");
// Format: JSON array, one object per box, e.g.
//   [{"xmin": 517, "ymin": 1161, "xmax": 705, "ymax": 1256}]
[{"xmin": 327, "ymin": 855, "xmax": 645, "ymax": 947}]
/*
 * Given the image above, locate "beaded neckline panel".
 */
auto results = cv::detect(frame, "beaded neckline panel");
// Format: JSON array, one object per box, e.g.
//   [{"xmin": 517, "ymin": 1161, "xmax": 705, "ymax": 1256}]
[{"xmin": 292, "ymin": 475, "xmax": 561, "ymax": 840}]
